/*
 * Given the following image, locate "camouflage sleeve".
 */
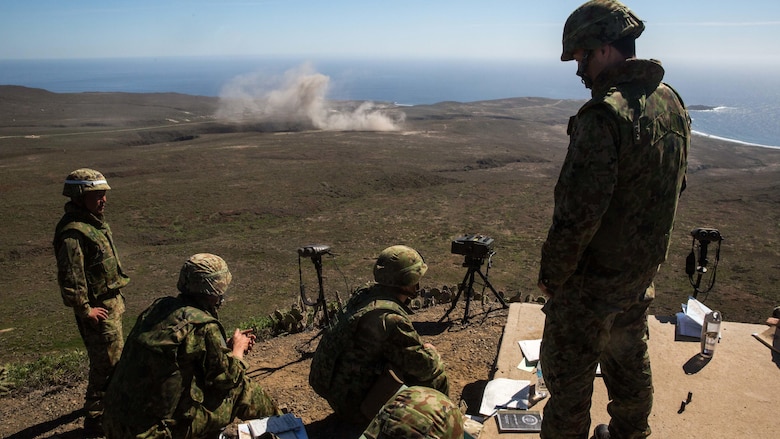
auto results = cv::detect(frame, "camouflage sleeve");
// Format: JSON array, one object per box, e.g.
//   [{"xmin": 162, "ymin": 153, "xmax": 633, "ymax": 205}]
[
  {"xmin": 55, "ymin": 231, "xmax": 92, "ymax": 318},
  {"xmin": 380, "ymin": 312, "xmax": 448, "ymax": 394},
  {"xmin": 539, "ymin": 106, "xmax": 619, "ymax": 293},
  {"xmin": 184, "ymin": 323, "xmax": 280, "ymax": 424},
  {"xmin": 196, "ymin": 323, "xmax": 248, "ymax": 392}
]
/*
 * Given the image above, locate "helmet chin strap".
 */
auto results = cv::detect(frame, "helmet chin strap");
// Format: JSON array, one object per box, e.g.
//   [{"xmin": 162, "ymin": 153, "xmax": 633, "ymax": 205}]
[
  {"xmin": 399, "ymin": 283, "xmax": 420, "ymax": 300},
  {"xmin": 577, "ymin": 50, "xmax": 594, "ymax": 89}
]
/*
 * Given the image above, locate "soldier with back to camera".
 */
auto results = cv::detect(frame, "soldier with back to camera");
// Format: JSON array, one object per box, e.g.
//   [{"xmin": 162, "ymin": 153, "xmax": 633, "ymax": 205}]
[
  {"xmin": 53, "ymin": 168, "xmax": 130, "ymax": 437},
  {"xmin": 536, "ymin": 1, "xmax": 690, "ymax": 438},
  {"xmin": 309, "ymin": 245, "xmax": 449, "ymax": 425},
  {"xmin": 102, "ymin": 253, "xmax": 281, "ymax": 439}
]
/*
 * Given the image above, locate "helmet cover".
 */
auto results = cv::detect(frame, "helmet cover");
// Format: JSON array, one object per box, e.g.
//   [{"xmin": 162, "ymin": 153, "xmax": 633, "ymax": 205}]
[
  {"xmin": 62, "ymin": 168, "xmax": 111, "ymax": 198},
  {"xmin": 177, "ymin": 253, "xmax": 232, "ymax": 298},
  {"xmin": 373, "ymin": 245, "xmax": 428, "ymax": 288},
  {"xmin": 561, "ymin": 0, "xmax": 644, "ymax": 61},
  {"xmin": 361, "ymin": 386, "xmax": 465, "ymax": 439}
]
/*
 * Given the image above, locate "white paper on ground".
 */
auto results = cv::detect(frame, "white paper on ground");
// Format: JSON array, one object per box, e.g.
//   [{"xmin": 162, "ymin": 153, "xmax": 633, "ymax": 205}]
[
  {"xmin": 478, "ymin": 378, "xmax": 531, "ymax": 416},
  {"xmin": 516, "ymin": 357, "xmax": 535, "ymax": 372},
  {"xmin": 517, "ymin": 339, "xmax": 542, "ymax": 363}
]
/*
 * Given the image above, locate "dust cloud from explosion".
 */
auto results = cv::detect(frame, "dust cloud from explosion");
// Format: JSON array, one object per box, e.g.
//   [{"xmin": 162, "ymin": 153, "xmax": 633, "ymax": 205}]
[{"xmin": 215, "ymin": 64, "xmax": 405, "ymax": 131}]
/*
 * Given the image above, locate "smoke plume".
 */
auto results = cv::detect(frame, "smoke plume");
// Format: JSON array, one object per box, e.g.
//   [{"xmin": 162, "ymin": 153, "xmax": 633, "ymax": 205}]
[{"xmin": 215, "ymin": 64, "xmax": 405, "ymax": 131}]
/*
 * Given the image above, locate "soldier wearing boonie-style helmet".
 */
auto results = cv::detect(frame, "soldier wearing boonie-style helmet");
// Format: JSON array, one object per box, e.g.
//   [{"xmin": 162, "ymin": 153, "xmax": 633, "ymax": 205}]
[
  {"xmin": 536, "ymin": 1, "xmax": 690, "ymax": 438},
  {"xmin": 53, "ymin": 168, "xmax": 130, "ymax": 437},
  {"xmin": 103, "ymin": 253, "xmax": 281, "ymax": 439},
  {"xmin": 309, "ymin": 245, "xmax": 449, "ymax": 425}
]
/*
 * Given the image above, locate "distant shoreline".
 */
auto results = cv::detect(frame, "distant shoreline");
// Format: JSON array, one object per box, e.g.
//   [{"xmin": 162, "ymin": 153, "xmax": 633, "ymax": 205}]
[
  {"xmin": 692, "ymin": 130, "xmax": 780, "ymax": 150},
  {"xmin": 1, "ymin": 82, "xmax": 779, "ymax": 150}
]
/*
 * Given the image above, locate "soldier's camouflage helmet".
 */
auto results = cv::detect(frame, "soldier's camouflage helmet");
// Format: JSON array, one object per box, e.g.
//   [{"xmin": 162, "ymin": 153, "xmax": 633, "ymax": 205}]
[
  {"xmin": 361, "ymin": 386, "xmax": 465, "ymax": 439},
  {"xmin": 561, "ymin": 0, "xmax": 644, "ymax": 61},
  {"xmin": 373, "ymin": 245, "xmax": 428, "ymax": 288},
  {"xmin": 177, "ymin": 253, "xmax": 232, "ymax": 298},
  {"xmin": 62, "ymin": 168, "xmax": 111, "ymax": 198}
]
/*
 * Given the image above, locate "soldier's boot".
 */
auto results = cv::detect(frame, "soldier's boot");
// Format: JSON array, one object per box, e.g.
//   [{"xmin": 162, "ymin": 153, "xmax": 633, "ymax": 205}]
[
  {"xmin": 591, "ymin": 424, "xmax": 610, "ymax": 439},
  {"xmin": 83, "ymin": 416, "xmax": 104, "ymax": 438}
]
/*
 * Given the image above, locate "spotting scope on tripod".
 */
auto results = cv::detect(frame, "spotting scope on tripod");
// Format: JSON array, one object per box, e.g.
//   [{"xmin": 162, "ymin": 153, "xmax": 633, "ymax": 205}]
[
  {"xmin": 685, "ymin": 227, "xmax": 723, "ymax": 301},
  {"xmin": 440, "ymin": 234, "xmax": 509, "ymax": 323},
  {"xmin": 298, "ymin": 244, "xmax": 333, "ymax": 325}
]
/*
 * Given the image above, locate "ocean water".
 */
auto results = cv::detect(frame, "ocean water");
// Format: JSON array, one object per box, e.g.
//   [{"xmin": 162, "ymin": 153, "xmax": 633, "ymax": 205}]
[{"xmin": 1, "ymin": 57, "xmax": 778, "ymax": 148}]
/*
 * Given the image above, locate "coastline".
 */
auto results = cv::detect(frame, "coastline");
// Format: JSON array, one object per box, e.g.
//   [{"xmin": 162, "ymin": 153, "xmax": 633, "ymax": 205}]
[{"xmin": 692, "ymin": 130, "xmax": 780, "ymax": 150}]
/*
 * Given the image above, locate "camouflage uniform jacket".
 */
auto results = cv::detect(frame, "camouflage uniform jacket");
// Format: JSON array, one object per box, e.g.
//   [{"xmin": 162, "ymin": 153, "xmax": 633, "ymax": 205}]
[
  {"xmin": 539, "ymin": 58, "xmax": 690, "ymax": 303},
  {"xmin": 309, "ymin": 284, "xmax": 449, "ymax": 420},
  {"xmin": 53, "ymin": 201, "xmax": 129, "ymax": 319},
  {"xmin": 103, "ymin": 295, "xmax": 277, "ymax": 438}
]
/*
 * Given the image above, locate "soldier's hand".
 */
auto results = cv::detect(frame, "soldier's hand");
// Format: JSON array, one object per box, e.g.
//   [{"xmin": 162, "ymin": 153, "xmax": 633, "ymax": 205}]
[
  {"xmin": 230, "ymin": 328, "xmax": 253, "ymax": 359},
  {"xmin": 241, "ymin": 329, "xmax": 256, "ymax": 352},
  {"xmin": 87, "ymin": 306, "xmax": 109, "ymax": 324},
  {"xmin": 423, "ymin": 343, "xmax": 443, "ymax": 362},
  {"xmin": 538, "ymin": 280, "xmax": 553, "ymax": 298}
]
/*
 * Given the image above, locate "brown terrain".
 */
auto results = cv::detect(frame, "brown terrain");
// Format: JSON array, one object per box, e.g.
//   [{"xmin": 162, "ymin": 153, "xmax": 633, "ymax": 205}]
[{"xmin": 0, "ymin": 85, "xmax": 778, "ymax": 438}]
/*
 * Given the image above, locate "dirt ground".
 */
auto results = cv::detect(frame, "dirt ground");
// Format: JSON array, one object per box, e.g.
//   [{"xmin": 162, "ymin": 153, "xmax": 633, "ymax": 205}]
[{"xmin": 0, "ymin": 300, "xmax": 509, "ymax": 439}]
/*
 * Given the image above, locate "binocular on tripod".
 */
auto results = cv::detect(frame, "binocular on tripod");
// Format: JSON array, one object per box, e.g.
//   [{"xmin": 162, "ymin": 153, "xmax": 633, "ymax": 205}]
[
  {"xmin": 298, "ymin": 244, "xmax": 333, "ymax": 325},
  {"xmin": 685, "ymin": 227, "xmax": 723, "ymax": 300}
]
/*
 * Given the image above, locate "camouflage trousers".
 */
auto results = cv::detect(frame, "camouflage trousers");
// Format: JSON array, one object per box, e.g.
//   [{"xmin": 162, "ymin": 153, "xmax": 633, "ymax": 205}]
[
  {"xmin": 75, "ymin": 294, "xmax": 125, "ymax": 420},
  {"xmin": 103, "ymin": 378, "xmax": 281, "ymax": 439},
  {"xmin": 540, "ymin": 281, "xmax": 654, "ymax": 439},
  {"xmin": 174, "ymin": 378, "xmax": 280, "ymax": 439}
]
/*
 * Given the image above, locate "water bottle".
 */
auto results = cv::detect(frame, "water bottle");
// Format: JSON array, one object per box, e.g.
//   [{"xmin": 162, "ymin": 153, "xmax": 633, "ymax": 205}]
[
  {"xmin": 700, "ymin": 310, "xmax": 722, "ymax": 358},
  {"xmin": 535, "ymin": 362, "xmax": 548, "ymax": 399}
]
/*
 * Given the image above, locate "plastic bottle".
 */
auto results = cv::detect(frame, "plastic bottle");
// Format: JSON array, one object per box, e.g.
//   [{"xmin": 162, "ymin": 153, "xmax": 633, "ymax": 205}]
[
  {"xmin": 700, "ymin": 310, "xmax": 722, "ymax": 358},
  {"xmin": 535, "ymin": 362, "xmax": 548, "ymax": 399}
]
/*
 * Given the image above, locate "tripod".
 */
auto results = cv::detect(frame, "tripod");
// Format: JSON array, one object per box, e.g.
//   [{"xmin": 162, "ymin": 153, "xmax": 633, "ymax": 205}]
[
  {"xmin": 298, "ymin": 245, "xmax": 332, "ymax": 326},
  {"xmin": 440, "ymin": 252, "xmax": 508, "ymax": 323}
]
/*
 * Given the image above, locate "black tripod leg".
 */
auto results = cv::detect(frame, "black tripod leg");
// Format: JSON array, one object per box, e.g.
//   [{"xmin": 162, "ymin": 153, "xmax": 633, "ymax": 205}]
[
  {"xmin": 462, "ymin": 269, "xmax": 476, "ymax": 323},
  {"xmin": 313, "ymin": 255, "xmax": 329, "ymax": 325},
  {"xmin": 440, "ymin": 267, "xmax": 473, "ymax": 322},
  {"xmin": 475, "ymin": 269, "xmax": 509, "ymax": 309}
]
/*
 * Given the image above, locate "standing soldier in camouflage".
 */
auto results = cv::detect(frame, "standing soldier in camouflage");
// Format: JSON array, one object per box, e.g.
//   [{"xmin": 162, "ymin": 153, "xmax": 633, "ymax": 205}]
[
  {"xmin": 53, "ymin": 168, "xmax": 130, "ymax": 436},
  {"xmin": 537, "ymin": 1, "xmax": 690, "ymax": 438},
  {"xmin": 359, "ymin": 386, "xmax": 465, "ymax": 439},
  {"xmin": 309, "ymin": 245, "xmax": 449, "ymax": 425},
  {"xmin": 102, "ymin": 253, "xmax": 281, "ymax": 439}
]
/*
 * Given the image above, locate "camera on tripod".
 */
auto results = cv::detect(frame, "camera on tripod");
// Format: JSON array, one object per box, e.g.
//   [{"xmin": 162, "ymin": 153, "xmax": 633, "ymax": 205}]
[
  {"xmin": 451, "ymin": 234, "xmax": 495, "ymax": 259},
  {"xmin": 297, "ymin": 244, "xmax": 331, "ymax": 258},
  {"xmin": 691, "ymin": 227, "xmax": 722, "ymax": 243},
  {"xmin": 441, "ymin": 234, "xmax": 507, "ymax": 323}
]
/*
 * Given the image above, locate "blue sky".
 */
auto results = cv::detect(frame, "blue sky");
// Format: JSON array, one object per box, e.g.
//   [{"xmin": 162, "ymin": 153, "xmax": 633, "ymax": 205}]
[{"xmin": 3, "ymin": 1, "xmax": 780, "ymax": 66}]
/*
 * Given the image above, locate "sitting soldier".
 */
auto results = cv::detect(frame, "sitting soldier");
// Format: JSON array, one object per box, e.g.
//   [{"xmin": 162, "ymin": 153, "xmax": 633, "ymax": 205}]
[
  {"xmin": 103, "ymin": 253, "xmax": 281, "ymax": 439},
  {"xmin": 309, "ymin": 245, "xmax": 450, "ymax": 424}
]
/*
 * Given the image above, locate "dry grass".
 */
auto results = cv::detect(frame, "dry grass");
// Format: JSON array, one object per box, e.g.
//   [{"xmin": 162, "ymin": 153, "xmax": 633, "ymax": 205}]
[{"xmin": 0, "ymin": 86, "xmax": 778, "ymax": 365}]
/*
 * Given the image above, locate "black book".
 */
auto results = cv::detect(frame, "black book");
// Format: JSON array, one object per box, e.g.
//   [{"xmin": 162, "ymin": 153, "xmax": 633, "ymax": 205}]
[{"xmin": 495, "ymin": 409, "xmax": 543, "ymax": 433}]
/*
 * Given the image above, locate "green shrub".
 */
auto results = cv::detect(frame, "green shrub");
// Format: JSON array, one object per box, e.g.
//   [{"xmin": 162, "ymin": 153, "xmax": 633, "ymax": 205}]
[
  {"xmin": 240, "ymin": 315, "xmax": 277, "ymax": 341},
  {"xmin": 2, "ymin": 350, "xmax": 88, "ymax": 395}
]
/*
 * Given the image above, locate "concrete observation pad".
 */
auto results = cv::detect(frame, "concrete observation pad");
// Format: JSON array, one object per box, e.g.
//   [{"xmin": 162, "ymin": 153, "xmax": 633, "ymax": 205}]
[{"xmin": 478, "ymin": 303, "xmax": 779, "ymax": 438}]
